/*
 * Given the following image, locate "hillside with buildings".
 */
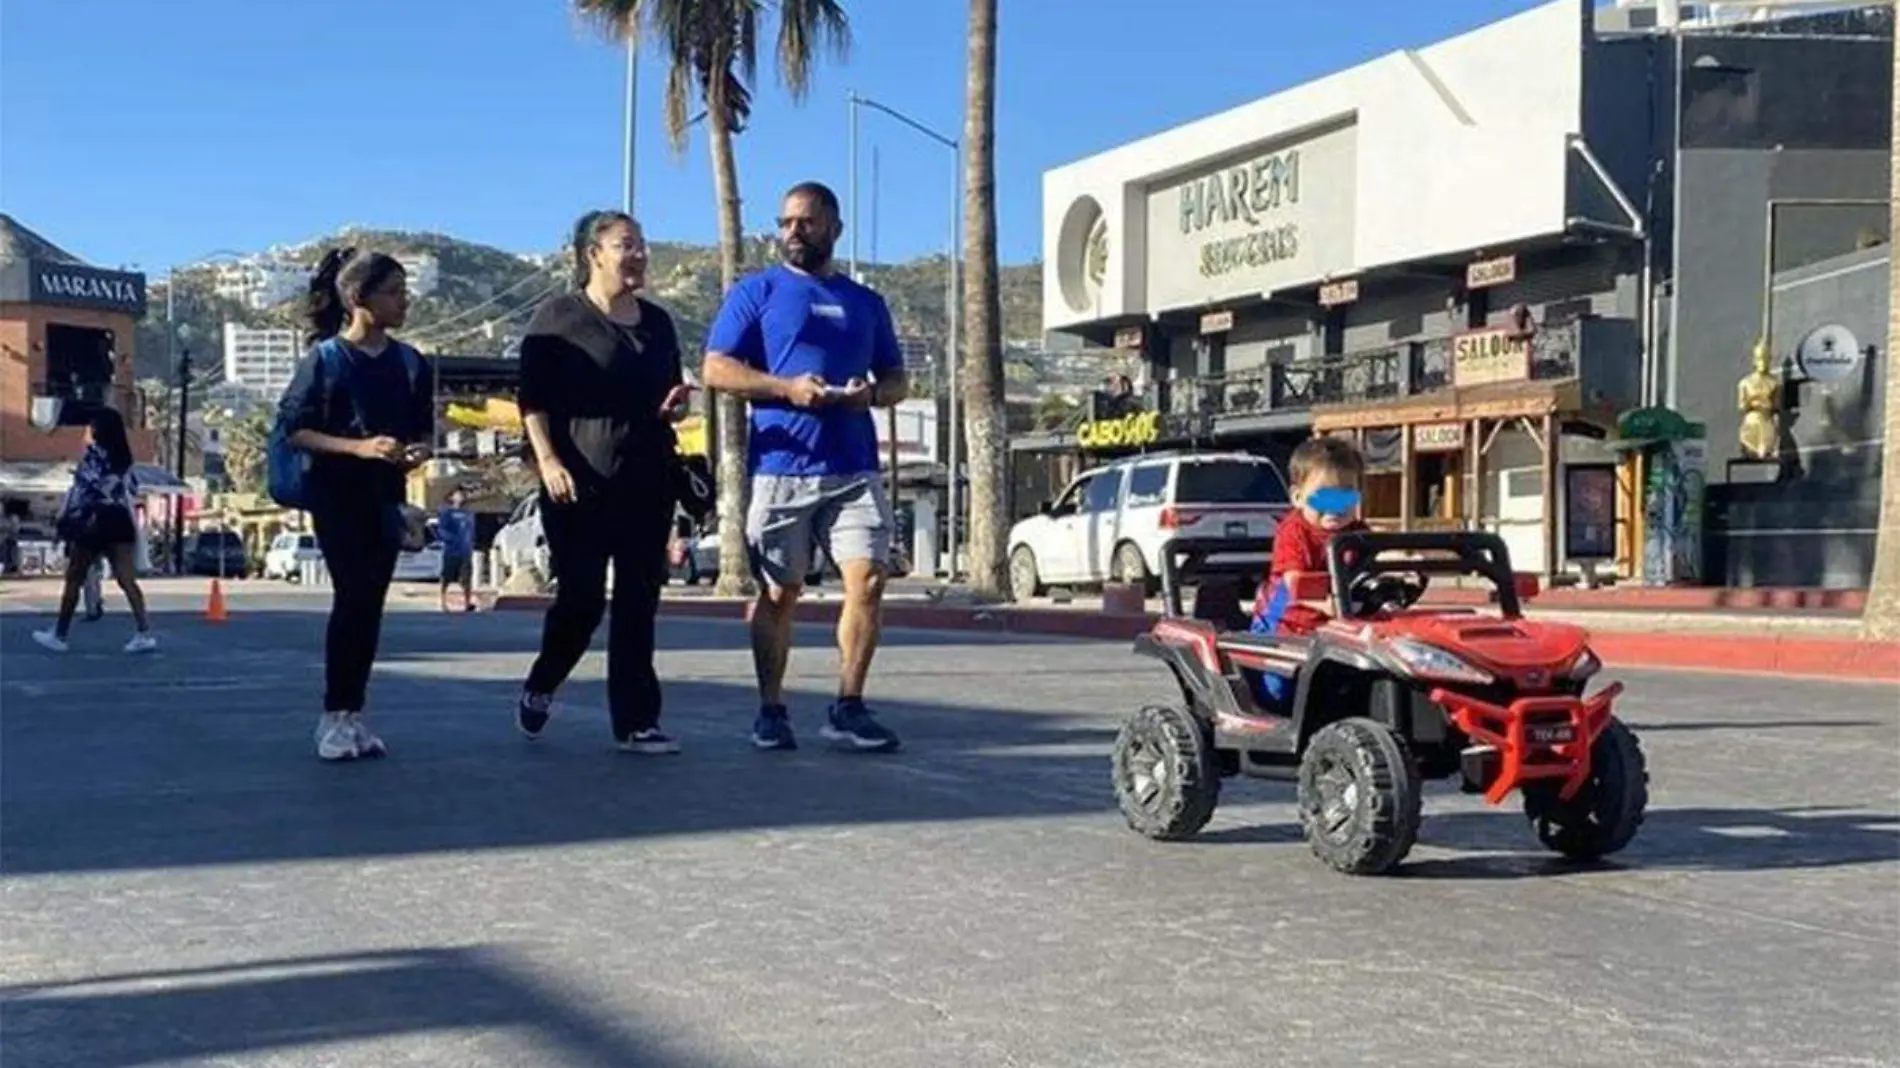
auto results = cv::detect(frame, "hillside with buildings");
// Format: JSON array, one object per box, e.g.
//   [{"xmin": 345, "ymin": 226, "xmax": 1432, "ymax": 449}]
[{"xmin": 133, "ymin": 228, "xmax": 1055, "ymax": 398}]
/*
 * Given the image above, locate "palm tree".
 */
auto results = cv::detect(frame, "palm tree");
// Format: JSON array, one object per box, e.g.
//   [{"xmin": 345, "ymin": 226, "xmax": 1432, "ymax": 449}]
[
  {"xmin": 1863, "ymin": 37, "xmax": 1900, "ymax": 641},
  {"xmin": 573, "ymin": 0, "xmax": 850, "ymax": 595},
  {"xmin": 960, "ymin": 0, "xmax": 1009, "ymax": 598}
]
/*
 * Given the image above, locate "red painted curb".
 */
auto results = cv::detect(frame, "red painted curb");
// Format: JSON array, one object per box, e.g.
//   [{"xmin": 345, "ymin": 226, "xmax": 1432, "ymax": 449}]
[{"xmin": 491, "ymin": 593, "xmax": 1899, "ymax": 682}]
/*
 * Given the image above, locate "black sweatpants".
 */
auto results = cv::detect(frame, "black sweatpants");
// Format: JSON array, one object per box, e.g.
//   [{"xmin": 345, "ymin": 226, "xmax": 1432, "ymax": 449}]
[
  {"xmin": 524, "ymin": 482, "xmax": 674, "ymax": 740},
  {"xmin": 312, "ymin": 500, "xmax": 401, "ymax": 713}
]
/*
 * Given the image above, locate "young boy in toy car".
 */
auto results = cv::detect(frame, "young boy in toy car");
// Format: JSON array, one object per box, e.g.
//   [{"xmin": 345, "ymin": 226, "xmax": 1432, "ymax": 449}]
[{"xmin": 1247, "ymin": 435, "xmax": 1368, "ymax": 710}]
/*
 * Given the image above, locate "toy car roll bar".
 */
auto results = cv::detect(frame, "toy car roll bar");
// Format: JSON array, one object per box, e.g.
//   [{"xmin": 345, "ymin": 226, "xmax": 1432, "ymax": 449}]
[
  {"xmin": 1155, "ymin": 535, "xmax": 1270, "ymax": 620},
  {"xmin": 1324, "ymin": 531, "xmax": 1532, "ymax": 619}
]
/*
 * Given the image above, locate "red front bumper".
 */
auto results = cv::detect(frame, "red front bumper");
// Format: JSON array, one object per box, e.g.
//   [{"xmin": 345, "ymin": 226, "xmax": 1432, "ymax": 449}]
[{"xmin": 1428, "ymin": 682, "xmax": 1623, "ymax": 806}]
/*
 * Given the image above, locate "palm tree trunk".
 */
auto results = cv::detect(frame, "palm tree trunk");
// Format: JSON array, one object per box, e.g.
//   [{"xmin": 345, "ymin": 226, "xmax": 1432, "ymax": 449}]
[
  {"xmin": 960, "ymin": 0, "xmax": 1008, "ymax": 598},
  {"xmin": 707, "ymin": 110, "xmax": 753, "ymax": 597},
  {"xmin": 1862, "ymin": 40, "xmax": 1900, "ymax": 640}
]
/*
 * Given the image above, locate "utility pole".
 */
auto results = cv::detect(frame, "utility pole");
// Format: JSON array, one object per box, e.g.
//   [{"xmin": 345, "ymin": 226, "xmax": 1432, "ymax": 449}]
[
  {"xmin": 846, "ymin": 91, "xmax": 962, "ymax": 579},
  {"xmin": 172, "ymin": 336, "xmax": 192, "ymax": 575},
  {"xmin": 622, "ymin": 35, "xmax": 638, "ymax": 213}
]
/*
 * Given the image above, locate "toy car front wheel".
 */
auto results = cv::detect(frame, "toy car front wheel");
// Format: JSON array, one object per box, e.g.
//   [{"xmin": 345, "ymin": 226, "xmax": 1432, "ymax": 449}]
[
  {"xmin": 1296, "ymin": 718, "xmax": 1423, "ymax": 875},
  {"xmin": 1112, "ymin": 704, "xmax": 1219, "ymax": 841},
  {"xmin": 1522, "ymin": 715, "xmax": 1649, "ymax": 860}
]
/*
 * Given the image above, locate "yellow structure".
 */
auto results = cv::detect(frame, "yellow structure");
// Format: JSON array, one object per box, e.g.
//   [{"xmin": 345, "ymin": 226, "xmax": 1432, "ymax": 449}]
[
  {"xmin": 1736, "ymin": 338, "xmax": 1781, "ymax": 462},
  {"xmin": 442, "ymin": 397, "xmax": 706, "ymax": 458}
]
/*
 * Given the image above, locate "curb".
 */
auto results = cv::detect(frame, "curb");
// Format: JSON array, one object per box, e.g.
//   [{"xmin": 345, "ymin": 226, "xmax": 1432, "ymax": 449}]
[{"xmin": 484, "ymin": 593, "xmax": 1900, "ymax": 683}]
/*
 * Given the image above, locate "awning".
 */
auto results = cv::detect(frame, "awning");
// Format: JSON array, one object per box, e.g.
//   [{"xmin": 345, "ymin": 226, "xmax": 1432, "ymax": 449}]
[
  {"xmin": 0, "ymin": 462, "xmax": 73, "ymax": 496},
  {"xmin": 0, "ymin": 462, "xmax": 192, "ymax": 498},
  {"xmin": 132, "ymin": 464, "xmax": 192, "ymax": 497}
]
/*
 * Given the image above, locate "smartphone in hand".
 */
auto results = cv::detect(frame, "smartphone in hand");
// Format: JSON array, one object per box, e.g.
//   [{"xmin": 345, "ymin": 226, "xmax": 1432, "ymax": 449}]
[{"xmin": 660, "ymin": 384, "xmax": 695, "ymax": 416}]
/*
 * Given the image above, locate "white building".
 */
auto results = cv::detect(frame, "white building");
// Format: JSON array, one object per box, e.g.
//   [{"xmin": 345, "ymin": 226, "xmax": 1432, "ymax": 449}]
[
  {"xmin": 212, "ymin": 258, "xmax": 311, "ymax": 310},
  {"xmin": 397, "ymin": 253, "xmax": 440, "ymax": 298},
  {"xmin": 221, "ymin": 323, "xmax": 302, "ymax": 397},
  {"xmin": 1033, "ymin": 0, "xmax": 1890, "ymax": 587}
]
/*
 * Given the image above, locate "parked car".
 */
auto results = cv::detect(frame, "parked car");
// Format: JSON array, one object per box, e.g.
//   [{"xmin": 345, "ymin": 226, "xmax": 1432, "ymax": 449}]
[
  {"xmin": 671, "ymin": 518, "xmax": 836, "ymax": 587},
  {"xmin": 393, "ymin": 541, "xmax": 444, "ymax": 583},
  {"xmin": 184, "ymin": 530, "xmax": 250, "ymax": 577},
  {"xmin": 1005, "ymin": 450, "xmax": 1291, "ymax": 601},
  {"xmin": 492, "ymin": 494, "xmax": 552, "ymax": 579},
  {"xmin": 264, "ymin": 532, "xmax": 322, "ymax": 581}
]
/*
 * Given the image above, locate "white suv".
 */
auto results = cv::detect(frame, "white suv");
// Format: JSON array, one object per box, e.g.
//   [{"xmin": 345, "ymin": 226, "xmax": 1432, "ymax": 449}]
[
  {"xmin": 1007, "ymin": 451, "xmax": 1291, "ymax": 601},
  {"xmin": 264, "ymin": 532, "xmax": 322, "ymax": 581}
]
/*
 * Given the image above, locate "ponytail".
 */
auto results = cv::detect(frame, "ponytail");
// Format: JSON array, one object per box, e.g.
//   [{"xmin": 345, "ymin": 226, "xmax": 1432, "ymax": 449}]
[
  {"xmin": 304, "ymin": 246, "xmax": 407, "ymax": 343},
  {"xmin": 304, "ymin": 247, "xmax": 352, "ymax": 343}
]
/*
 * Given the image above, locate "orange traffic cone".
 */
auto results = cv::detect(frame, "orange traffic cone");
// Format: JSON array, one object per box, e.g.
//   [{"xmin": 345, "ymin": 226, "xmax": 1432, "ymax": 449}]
[{"xmin": 205, "ymin": 579, "xmax": 229, "ymax": 623}]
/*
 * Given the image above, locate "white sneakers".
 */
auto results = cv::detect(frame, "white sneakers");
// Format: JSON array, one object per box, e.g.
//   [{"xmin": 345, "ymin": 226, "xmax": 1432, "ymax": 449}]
[
  {"xmin": 314, "ymin": 712, "xmax": 388, "ymax": 761},
  {"xmin": 31, "ymin": 629, "xmax": 156, "ymax": 654}
]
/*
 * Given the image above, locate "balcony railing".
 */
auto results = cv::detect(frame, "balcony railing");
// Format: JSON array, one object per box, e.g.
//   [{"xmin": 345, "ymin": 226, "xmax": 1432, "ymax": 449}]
[
  {"xmin": 1169, "ymin": 317, "xmax": 1583, "ymax": 419},
  {"xmin": 1021, "ymin": 318, "xmax": 1588, "ymax": 445}
]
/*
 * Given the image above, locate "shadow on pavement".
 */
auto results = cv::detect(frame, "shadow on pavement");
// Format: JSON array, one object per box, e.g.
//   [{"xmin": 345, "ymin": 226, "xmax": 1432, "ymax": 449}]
[
  {"xmin": 0, "ymin": 947, "xmax": 736, "ymax": 1067},
  {"xmin": 1, "ymin": 608, "xmax": 1143, "ymax": 877},
  {"xmin": 1192, "ymin": 801, "xmax": 1900, "ymax": 877}
]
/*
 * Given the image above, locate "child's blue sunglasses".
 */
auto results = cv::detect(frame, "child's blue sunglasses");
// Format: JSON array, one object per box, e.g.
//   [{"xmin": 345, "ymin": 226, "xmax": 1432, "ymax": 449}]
[{"xmin": 1307, "ymin": 487, "xmax": 1361, "ymax": 516}]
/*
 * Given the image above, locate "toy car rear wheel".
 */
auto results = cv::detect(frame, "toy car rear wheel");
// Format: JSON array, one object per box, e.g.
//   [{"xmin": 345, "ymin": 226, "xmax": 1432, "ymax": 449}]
[
  {"xmin": 1522, "ymin": 715, "xmax": 1649, "ymax": 860},
  {"xmin": 1112, "ymin": 704, "xmax": 1219, "ymax": 841},
  {"xmin": 1296, "ymin": 717, "xmax": 1423, "ymax": 875}
]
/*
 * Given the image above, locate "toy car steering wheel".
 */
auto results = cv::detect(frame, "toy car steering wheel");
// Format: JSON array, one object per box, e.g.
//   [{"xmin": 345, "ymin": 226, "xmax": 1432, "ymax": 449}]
[{"xmin": 1345, "ymin": 571, "xmax": 1429, "ymax": 616}]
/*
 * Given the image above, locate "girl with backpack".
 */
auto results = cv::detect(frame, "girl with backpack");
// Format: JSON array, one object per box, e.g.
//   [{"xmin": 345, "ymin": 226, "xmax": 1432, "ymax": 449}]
[
  {"xmin": 277, "ymin": 248, "xmax": 435, "ymax": 762},
  {"xmin": 32, "ymin": 405, "xmax": 156, "ymax": 654}
]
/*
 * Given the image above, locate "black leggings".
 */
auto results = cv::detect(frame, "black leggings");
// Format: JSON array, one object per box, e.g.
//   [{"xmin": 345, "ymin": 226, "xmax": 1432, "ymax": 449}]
[
  {"xmin": 524, "ymin": 484, "xmax": 673, "ymax": 740},
  {"xmin": 312, "ymin": 502, "xmax": 400, "ymax": 713}
]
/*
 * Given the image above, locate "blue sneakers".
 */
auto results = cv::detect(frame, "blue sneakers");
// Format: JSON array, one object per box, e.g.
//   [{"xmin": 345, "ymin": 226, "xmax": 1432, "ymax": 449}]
[
  {"xmin": 821, "ymin": 699, "xmax": 901, "ymax": 753},
  {"xmin": 751, "ymin": 705, "xmax": 798, "ymax": 751}
]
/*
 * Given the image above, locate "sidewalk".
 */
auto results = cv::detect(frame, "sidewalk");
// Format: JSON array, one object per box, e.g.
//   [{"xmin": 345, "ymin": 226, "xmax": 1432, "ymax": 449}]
[{"xmin": 489, "ymin": 582, "xmax": 1898, "ymax": 683}]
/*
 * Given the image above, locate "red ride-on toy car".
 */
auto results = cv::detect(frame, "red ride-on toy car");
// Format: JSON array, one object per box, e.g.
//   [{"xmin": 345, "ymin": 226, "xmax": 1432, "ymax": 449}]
[{"xmin": 1110, "ymin": 531, "xmax": 1649, "ymax": 875}]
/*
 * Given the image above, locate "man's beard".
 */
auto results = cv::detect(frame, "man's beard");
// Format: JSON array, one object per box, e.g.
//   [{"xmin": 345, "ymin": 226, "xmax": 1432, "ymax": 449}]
[{"xmin": 781, "ymin": 236, "xmax": 834, "ymax": 272}]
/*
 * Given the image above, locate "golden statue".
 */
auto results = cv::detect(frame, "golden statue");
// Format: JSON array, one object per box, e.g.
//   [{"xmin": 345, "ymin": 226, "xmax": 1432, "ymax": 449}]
[{"xmin": 1736, "ymin": 338, "xmax": 1781, "ymax": 461}]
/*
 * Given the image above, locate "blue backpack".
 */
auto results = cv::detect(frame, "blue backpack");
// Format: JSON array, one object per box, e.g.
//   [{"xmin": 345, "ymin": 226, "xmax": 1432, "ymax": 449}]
[{"xmin": 267, "ymin": 338, "xmax": 424, "ymax": 510}]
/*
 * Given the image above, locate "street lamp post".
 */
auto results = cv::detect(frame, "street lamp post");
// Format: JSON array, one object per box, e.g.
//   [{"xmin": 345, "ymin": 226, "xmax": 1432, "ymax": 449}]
[
  {"xmin": 847, "ymin": 91, "xmax": 963, "ymax": 581},
  {"xmin": 172, "ymin": 322, "xmax": 194, "ymax": 574}
]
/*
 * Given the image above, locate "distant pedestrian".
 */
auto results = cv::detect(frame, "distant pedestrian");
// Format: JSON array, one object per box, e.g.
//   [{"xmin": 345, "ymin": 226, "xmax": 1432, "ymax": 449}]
[
  {"xmin": 33, "ymin": 406, "xmax": 156, "ymax": 653},
  {"xmin": 437, "ymin": 486, "xmax": 476, "ymax": 613},
  {"xmin": 514, "ymin": 209, "xmax": 693, "ymax": 754},
  {"xmin": 278, "ymin": 247, "xmax": 435, "ymax": 762},
  {"xmin": 702, "ymin": 180, "xmax": 910, "ymax": 753}
]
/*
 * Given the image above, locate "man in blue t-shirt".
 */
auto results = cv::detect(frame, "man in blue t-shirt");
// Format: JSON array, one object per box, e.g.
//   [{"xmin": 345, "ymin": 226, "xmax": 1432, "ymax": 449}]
[
  {"xmin": 436, "ymin": 486, "xmax": 476, "ymax": 613},
  {"xmin": 703, "ymin": 180, "xmax": 909, "ymax": 755}
]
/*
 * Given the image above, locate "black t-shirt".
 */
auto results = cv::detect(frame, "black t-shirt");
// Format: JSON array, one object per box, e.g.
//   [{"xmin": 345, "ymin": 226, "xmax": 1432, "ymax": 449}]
[
  {"xmin": 517, "ymin": 292, "xmax": 684, "ymax": 494},
  {"xmin": 280, "ymin": 338, "xmax": 435, "ymax": 508}
]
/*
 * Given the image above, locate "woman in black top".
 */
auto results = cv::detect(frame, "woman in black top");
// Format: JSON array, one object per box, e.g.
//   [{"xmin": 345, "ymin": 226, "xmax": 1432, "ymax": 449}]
[
  {"xmin": 279, "ymin": 248, "xmax": 435, "ymax": 762},
  {"xmin": 516, "ymin": 210, "xmax": 691, "ymax": 754}
]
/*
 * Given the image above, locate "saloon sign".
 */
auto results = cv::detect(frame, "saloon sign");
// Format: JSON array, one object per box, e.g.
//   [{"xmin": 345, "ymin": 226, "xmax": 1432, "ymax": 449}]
[
  {"xmin": 1452, "ymin": 326, "xmax": 1530, "ymax": 387},
  {"xmin": 28, "ymin": 259, "xmax": 148, "ymax": 316}
]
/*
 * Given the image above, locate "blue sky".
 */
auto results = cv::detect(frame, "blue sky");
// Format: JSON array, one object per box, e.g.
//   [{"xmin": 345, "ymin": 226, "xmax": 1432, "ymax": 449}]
[{"xmin": 3, "ymin": 0, "xmax": 1554, "ymax": 273}]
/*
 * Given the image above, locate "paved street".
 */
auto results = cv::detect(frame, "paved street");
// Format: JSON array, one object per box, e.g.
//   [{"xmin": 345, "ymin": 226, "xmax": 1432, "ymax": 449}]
[{"xmin": 3, "ymin": 586, "xmax": 1897, "ymax": 1067}]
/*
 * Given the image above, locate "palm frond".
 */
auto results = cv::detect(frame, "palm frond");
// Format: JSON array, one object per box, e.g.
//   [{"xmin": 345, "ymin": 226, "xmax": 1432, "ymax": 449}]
[
  {"xmin": 572, "ymin": 0, "xmax": 643, "ymax": 42},
  {"xmin": 772, "ymin": 0, "xmax": 850, "ymax": 100}
]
